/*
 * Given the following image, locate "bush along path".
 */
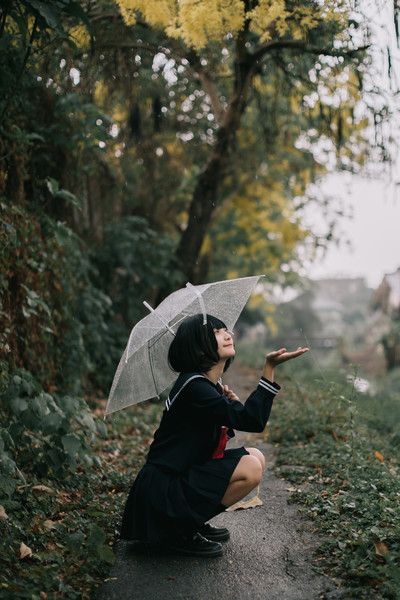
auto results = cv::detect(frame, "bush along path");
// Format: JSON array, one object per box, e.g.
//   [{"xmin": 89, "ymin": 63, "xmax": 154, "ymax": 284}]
[
  {"xmin": 266, "ymin": 370, "xmax": 400, "ymax": 600},
  {"xmin": 0, "ymin": 367, "xmax": 163, "ymax": 600}
]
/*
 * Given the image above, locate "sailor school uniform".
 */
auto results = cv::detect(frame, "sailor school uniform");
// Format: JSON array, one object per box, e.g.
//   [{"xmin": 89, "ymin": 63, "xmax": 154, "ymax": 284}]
[{"xmin": 120, "ymin": 372, "xmax": 280, "ymax": 542}]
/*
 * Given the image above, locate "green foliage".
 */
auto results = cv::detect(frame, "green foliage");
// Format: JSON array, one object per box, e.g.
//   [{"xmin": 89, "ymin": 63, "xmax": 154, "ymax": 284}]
[
  {"xmin": 0, "ymin": 368, "xmax": 106, "ymax": 485},
  {"xmin": 93, "ymin": 216, "xmax": 182, "ymax": 325},
  {"xmin": 0, "ymin": 396, "xmax": 162, "ymax": 599},
  {"xmin": 267, "ymin": 375, "xmax": 400, "ymax": 598},
  {"xmin": 0, "ymin": 200, "xmax": 117, "ymax": 394}
]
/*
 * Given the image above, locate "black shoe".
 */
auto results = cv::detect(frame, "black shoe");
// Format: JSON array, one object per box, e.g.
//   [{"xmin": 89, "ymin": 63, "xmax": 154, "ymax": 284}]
[
  {"xmin": 167, "ymin": 532, "xmax": 223, "ymax": 557},
  {"xmin": 197, "ymin": 523, "xmax": 230, "ymax": 542}
]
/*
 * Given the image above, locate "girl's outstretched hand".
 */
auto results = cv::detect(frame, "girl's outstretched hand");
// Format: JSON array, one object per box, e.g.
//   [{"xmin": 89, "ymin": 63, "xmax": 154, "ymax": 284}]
[
  {"xmin": 266, "ymin": 347, "xmax": 309, "ymax": 367},
  {"xmin": 263, "ymin": 347, "xmax": 309, "ymax": 382}
]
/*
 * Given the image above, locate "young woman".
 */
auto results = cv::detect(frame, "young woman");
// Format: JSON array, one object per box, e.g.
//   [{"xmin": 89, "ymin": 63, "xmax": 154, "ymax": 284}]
[{"xmin": 120, "ymin": 313, "xmax": 308, "ymax": 557}]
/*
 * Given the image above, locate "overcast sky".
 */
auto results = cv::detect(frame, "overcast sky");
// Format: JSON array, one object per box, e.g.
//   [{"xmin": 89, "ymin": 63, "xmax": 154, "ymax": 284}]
[
  {"xmin": 305, "ymin": 1, "xmax": 400, "ymax": 290},
  {"xmin": 305, "ymin": 173, "xmax": 400, "ymax": 289}
]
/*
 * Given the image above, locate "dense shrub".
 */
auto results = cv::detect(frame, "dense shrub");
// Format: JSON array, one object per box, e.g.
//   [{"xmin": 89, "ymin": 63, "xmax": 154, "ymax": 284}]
[{"xmin": 267, "ymin": 376, "xmax": 400, "ymax": 599}]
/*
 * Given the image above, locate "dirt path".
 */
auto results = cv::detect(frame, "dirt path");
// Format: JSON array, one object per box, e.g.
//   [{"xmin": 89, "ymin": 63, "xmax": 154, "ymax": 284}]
[{"xmin": 94, "ymin": 364, "xmax": 348, "ymax": 600}]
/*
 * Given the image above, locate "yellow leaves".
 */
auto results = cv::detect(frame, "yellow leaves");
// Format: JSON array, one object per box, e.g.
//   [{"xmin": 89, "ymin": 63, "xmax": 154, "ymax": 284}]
[
  {"xmin": 117, "ymin": 0, "xmax": 177, "ymax": 29},
  {"xmin": 177, "ymin": 0, "xmax": 245, "ymax": 49},
  {"xmin": 375, "ymin": 451, "xmax": 384, "ymax": 462},
  {"xmin": 117, "ymin": 0, "xmax": 245, "ymax": 49},
  {"xmin": 116, "ymin": 0, "xmax": 139, "ymax": 26},
  {"xmin": 247, "ymin": 0, "xmax": 290, "ymax": 43},
  {"xmin": 117, "ymin": 0, "xmax": 351, "ymax": 49},
  {"xmin": 281, "ymin": 218, "xmax": 306, "ymax": 247},
  {"xmin": 69, "ymin": 25, "xmax": 91, "ymax": 50}
]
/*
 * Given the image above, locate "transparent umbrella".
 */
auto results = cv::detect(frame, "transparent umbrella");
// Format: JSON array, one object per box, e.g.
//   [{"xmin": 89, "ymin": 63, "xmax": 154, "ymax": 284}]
[{"xmin": 104, "ymin": 275, "xmax": 263, "ymax": 416}]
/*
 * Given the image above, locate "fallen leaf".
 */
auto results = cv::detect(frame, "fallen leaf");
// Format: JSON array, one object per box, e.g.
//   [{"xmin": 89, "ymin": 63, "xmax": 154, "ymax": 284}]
[
  {"xmin": 43, "ymin": 519, "xmax": 57, "ymax": 530},
  {"xmin": 0, "ymin": 505, "xmax": 8, "ymax": 519},
  {"xmin": 374, "ymin": 541, "xmax": 389, "ymax": 558},
  {"xmin": 20, "ymin": 542, "xmax": 33, "ymax": 559},
  {"xmin": 32, "ymin": 485, "xmax": 56, "ymax": 495},
  {"xmin": 32, "ymin": 520, "xmax": 40, "ymax": 533},
  {"xmin": 47, "ymin": 542, "xmax": 57, "ymax": 551},
  {"xmin": 375, "ymin": 451, "xmax": 384, "ymax": 462},
  {"xmin": 226, "ymin": 486, "xmax": 263, "ymax": 511}
]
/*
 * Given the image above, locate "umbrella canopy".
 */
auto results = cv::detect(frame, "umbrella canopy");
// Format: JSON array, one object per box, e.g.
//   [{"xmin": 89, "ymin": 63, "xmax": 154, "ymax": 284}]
[{"xmin": 105, "ymin": 275, "xmax": 263, "ymax": 416}]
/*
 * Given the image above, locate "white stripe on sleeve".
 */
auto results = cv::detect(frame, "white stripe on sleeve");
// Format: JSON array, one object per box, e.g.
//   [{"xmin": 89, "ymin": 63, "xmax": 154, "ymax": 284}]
[{"xmin": 259, "ymin": 379, "xmax": 279, "ymax": 394}]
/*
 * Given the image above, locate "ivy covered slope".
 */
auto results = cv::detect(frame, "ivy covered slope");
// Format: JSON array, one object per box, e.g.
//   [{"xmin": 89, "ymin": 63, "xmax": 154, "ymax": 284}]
[
  {"xmin": 267, "ymin": 372, "xmax": 400, "ymax": 600},
  {"xmin": 0, "ymin": 1, "xmax": 168, "ymax": 597},
  {"xmin": 0, "ymin": 364, "xmax": 162, "ymax": 598}
]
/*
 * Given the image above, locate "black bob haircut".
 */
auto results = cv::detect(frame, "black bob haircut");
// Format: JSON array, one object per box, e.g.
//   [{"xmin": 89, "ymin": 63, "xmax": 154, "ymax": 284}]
[{"xmin": 168, "ymin": 314, "xmax": 234, "ymax": 374}]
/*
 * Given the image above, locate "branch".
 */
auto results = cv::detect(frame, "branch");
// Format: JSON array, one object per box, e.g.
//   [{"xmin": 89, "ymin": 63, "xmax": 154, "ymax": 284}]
[
  {"xmin": 94, "ymin": 41, "xmax": 225, "ymax": 123},
  {"xmin": 89, "ymin": 7, "xmax": 226, "ymax": 121},
  {"xmin": 184, "ymin": 49, "xmax": 224, "ymax": 122},
  {"xmin": 252, "ymin": 38, "xmax": 370, "ymax": 63}
]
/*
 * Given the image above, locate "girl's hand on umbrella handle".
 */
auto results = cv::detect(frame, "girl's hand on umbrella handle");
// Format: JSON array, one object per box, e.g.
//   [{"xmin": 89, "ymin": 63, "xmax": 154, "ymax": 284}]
[
  {"xmin": 263, "ymin": 347, "xmax": 309, "ymax": 381},
  {"xmin": 222, "ymin": 384, "xmax": 239, "ymax": 402}
]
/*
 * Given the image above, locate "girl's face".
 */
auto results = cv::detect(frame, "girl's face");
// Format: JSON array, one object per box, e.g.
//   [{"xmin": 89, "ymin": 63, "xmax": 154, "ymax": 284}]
[{"xmin": 213, "ymin": 328, "xmax": 235, "ymax": 361}]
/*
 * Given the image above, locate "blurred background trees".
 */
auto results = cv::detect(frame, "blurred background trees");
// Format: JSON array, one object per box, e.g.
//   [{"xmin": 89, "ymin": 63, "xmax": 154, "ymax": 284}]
[{"xmin": 0, "ymin": 0, "xmax": 396, "ymax": 398}]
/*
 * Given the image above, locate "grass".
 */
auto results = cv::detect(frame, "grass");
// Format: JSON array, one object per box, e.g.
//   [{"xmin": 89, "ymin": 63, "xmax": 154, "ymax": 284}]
[
  {"xmin": 264, "ymin": 371, "xmax": 400, "ymax": 599},
  {"xmin": 0, "ymin": 400, "xmax": 163, "ymax": 599}
]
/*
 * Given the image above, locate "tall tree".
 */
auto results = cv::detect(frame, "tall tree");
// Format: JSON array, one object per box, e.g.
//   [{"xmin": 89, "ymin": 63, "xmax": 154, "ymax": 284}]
[{"xmin": 110, "ymin": 0, "xmax": 373, "ymax": 286}]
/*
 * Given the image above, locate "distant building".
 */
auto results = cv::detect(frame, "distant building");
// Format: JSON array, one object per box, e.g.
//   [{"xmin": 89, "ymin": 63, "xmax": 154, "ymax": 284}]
[
  {"xmin": 373, "ymin": 268, "xmax": 400, "ymax": 320},
  {"xmin": 372, "ymin": 268, "xmax": 400, "ymax": 370}
]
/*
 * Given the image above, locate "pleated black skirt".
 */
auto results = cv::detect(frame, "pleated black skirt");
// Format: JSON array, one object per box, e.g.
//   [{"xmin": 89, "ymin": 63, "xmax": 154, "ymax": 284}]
[{"xmin": 120, "ymin": 447, "xmax": 248, "ymax": 542}]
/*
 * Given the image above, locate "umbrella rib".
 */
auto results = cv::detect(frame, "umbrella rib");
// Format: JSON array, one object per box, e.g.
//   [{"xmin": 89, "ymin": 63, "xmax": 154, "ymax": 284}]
[
  {"xmin": 148, "ymin": 339, "xmax": 159, "ymax": 399},
  {"xmin": 143, "ymin": 301, "xmax": 175, "ymax": 335},
  {"xmin": 186, "ymin": 282, "xmax": 207, "ymax": 324}
]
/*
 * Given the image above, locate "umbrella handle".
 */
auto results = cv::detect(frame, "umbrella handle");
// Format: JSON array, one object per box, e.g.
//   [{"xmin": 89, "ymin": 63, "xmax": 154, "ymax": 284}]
[
  {"xmin": 143, "ymin": 301, "xmax": 176, "ymax": 336},
  {"xmin": 186, "ymin": 283, "xmax": 207, "ymax": 325}
]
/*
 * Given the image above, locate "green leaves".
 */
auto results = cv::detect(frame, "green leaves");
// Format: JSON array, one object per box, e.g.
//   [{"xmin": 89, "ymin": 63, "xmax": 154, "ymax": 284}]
[
  {"xmin": 270, "ymin": 376, "xmax": 400, "ymax": 598},
  {"xmin": 46, "ymin": 177, "xmax": 82, "ymax": 209},
  {"xmin": 25, "ymin": 0, "xmax": 63, "ymax": 28},
  {"xmin": 87, "ymin": 523, "xmax": 115, "ymax": 564},
  {"xmin": 21, "ymin": 0, "xmax": 91, "ymax": 31},
  {"xmin": 1, "ymin": 368, "xmax": 107, "ymax": 485},
  {"xmin": 20, "ymin": 284, "xmax": 52, "ymax": 320},
  {"xmin": 65, "ymin": 530, "xmax": 85, "ymax": 553}
]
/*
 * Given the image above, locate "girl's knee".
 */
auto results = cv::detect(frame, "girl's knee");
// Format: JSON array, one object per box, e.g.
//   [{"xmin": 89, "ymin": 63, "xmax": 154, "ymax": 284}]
[
  {"xmin": 243, "ymin": 454, "xmax": 263, "ymax": 486},
  {"xmin": 246, "ymin": 447, "xmax": 266, "ymax": 471}
]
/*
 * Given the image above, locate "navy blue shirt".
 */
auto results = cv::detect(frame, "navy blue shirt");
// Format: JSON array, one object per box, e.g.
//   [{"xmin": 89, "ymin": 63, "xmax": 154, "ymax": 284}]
[{"xmin": 146, "ymin": 373, "xmax": 280, "ymax": 473}]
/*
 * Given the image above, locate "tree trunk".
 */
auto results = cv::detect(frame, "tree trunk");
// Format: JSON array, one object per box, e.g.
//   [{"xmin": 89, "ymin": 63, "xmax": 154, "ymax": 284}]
[
  {"xmin": 174, "ymin": 55, "xmax": 255, "ymax": 285},
  {"xmin": 175, "ymin": 138, "xmax": 229, "ymax": 284}
]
